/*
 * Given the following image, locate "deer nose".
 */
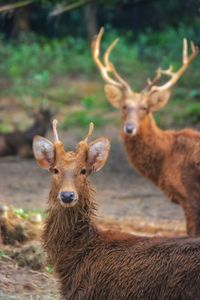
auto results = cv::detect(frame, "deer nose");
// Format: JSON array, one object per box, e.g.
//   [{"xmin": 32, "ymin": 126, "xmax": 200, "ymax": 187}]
[
  {"xmin": 60, "ymin": 192, "xmax": 75, "ymax": 204},
  {"xmin": 124, "ymin": 123, "xmax": 137, "ymax": 135}
]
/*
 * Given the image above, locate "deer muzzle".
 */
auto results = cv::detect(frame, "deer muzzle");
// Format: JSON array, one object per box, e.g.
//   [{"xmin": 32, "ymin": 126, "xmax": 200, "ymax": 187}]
[
  {"xmin": 59, "ymin": 190, "xmax": 78, "ymax": 207},
  {"xmin": 123, "ymin": 122, "xmax": 138, "ymax": 136}
]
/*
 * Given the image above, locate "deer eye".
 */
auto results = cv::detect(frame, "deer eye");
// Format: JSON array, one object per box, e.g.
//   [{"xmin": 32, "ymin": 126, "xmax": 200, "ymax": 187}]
[
  {"xmin": 51, "ymin": 167, "xmax": 59, "ymax": 175},
  {"xmin": 80, "ymin": 168, "xmax": 86, "ymax": 175},
  {"xmin": 141, "ymin": 105, "xmax": 148, "ymax": 111},
  {"xmin": 196, "ymin": 162, "xmax": 200, "ymax": 169}
]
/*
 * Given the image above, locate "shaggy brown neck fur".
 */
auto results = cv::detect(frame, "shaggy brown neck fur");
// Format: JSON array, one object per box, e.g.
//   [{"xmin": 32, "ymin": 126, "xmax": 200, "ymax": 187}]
[
  {"xmin": 43, "ymin": 180, "xmax": 98, "ymax": 265},
  {"xmin": 122, "ymin": 113, "xmax": 173, "ymax": 183}
]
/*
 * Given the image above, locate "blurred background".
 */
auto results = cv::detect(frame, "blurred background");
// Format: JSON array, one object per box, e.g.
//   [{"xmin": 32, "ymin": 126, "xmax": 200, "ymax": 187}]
[
  {"xmin": 0, "ymin": 1, "xmax": 200, "ymax": 299},
  {"xmin": 0, "ymin": 0, "xmax": 199, "ymax": 131}
]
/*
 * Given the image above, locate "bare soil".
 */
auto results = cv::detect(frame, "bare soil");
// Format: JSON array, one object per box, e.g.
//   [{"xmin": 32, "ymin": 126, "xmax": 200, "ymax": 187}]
[{"xmin": 0, "ymin": 258, "xmax": 57, "ymax": 300}]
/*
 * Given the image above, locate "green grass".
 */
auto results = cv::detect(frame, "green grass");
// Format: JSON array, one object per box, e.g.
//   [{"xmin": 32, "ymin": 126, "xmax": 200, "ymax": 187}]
[{"xmin": 13, "ymin": 207, "xmax": 45, "ymax": 220}]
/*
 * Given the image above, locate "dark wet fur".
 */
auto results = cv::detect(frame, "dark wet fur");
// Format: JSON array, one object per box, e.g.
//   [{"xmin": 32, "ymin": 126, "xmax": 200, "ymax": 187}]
[{"xmin": 44, "ymin": 178, "xmax": 200, "ymax": 300}]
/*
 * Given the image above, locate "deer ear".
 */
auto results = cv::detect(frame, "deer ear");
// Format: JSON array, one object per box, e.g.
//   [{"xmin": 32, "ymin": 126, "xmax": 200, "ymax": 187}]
[
  {"xmin": 104, "ymin": 84, "xmax": 123, "ymax": 108},
  {"xmin": 87, "ymin": 137, "xmax": 110, "ymax": 173},
  {"xmin": 148, "ymin": 89, "xmax": 171, "ymax": 111},
  {"xmin": 33, "ymin": 136, "xmax": 55, "ymax": 169}
]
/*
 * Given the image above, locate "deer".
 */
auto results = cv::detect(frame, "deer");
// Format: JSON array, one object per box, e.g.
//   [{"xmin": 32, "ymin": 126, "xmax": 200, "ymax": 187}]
[
  {"xmin": 92, "ymin": 28, "xmax": 200, "ymax": 237},
  {"xmin": 33, "ymin": 120, "xmax": 200, "ymax": 299},
  {"xmin": 0, "ymin": 108, "xmax": 52, "ymax": 158}
]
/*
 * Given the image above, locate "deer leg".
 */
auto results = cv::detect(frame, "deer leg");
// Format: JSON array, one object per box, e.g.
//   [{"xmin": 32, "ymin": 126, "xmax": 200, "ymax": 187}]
[{"xmin": 182, "ymin": 202, "xmax": 200, "ymax": 236}]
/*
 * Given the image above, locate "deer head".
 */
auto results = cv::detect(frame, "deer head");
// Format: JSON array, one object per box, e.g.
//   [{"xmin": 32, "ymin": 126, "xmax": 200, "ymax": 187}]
[
  {"xmin": 33, "ymin": 120, "xmax": 110, "ymax": 208},
  {"xmin": 92, "ymin": 28, "xmax": 199, "ymax": 136}
]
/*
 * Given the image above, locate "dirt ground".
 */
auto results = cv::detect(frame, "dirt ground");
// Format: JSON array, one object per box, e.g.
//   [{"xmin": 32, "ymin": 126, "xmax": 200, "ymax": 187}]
[
  {"xmin": 0, "ymin": 94, "xmax": 186, "ymax": 299},
  {"xmin": 0, "ymin": 259, "xmax": 57, "ymax": 300}
]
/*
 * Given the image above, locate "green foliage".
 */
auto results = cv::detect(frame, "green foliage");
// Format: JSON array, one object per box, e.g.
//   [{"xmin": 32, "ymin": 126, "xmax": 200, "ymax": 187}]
[
  {"xmin": 176, "ymin": 102, "xmax": 200, "ymax": 125},
  {"xmin": 0, "ymin": 22, "xmax": 199, "ymax": 126},
  {"xmin": 0, "ymin": 28, "xmax": 139, "ymax": 100},
  {"xmin": 0, "ymin": 22, "xmax": 199, "ymax": 98},
  {"xmin": 136, "ymin": 22, "xmax": 200, "ymax": 88},
  {"xmin": 0, "ymin": 34, "xmax": 94, "ymax": 100},
  {"xmin": 13, "ymin": 208, "xmax": 44, "ymax": 220},
  {"xmin": 62, "ymin": 110, "xmax": 106, "ymax": 128},
  {"xmin": 62, "ymin": 95, "xmax": 109, "ymax": 128},
  {"xmin": 155, "ymin": 98, "xmax": 200, "ymax": 129}
]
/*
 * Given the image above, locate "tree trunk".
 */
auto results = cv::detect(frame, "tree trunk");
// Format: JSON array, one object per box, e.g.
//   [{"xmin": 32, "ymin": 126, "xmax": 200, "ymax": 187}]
[
  {"xmin": 11, "ymin": 7, "xmax": 30, "ymax": 37},
  {"xmin": 84, "ymin": 3, "xmax": 98, "ymax": 41}
]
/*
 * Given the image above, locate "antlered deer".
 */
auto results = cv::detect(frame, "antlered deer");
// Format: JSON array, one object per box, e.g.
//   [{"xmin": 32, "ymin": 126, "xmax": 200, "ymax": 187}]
[
  {"xmin": 33, "ymin": 121, "xmax": 200, "ymax": 299},
  {"xmin": 0, "ymin": 109, "xmax": 52, "ymax": 158},
  {"xmin": 92, "ymin": 28, "xmax": 200, "ymax": 236}
]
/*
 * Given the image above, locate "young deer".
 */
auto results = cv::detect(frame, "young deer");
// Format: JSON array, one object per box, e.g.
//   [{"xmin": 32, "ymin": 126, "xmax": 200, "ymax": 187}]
[
  {"xmin": 33, "ymin": 121, "xmax": 200, "ymax": 299},
  {"xmin": 92, "ymin": 28, "xmax": 200, "ymax": 236}
]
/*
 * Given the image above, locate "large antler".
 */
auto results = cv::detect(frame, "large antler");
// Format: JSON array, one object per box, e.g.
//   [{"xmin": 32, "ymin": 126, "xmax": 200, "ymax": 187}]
[
  {"xmin": 144, "ymin": 68, "xmax": 163, "ymax": 91},
  {"xmin": 92, "ymin": 28, "xmax": 132, "ymax": 93},
  {"xmin": 150, "ymin": 39, "xmax": 199, "ymax": 93}
]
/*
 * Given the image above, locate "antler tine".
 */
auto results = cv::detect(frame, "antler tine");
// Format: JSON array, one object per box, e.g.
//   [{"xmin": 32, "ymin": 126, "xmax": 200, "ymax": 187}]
[
  {"xmin": 84, "ymin": 122, "xmax": 94, "ymax": 143},
  {"xmin": 103, "ymin": 38, "xmax": 133, "ymax": 92},
  {"xmin": 92, "ymin": 27, "xmax": 133, "ymax": 92},
  {"xmin": 183, "ymin": 38, "xmax": 188, "ymax": 64},
  {"xmin": 52, "ymin": 119, "xmax": 59, "ymax": 142},
  {"xmin": 191, "ymin": 40, "xmax": 197, "ymax": 54},
  {"xmin": 151, "ymin": 38, "xmax": 199, "ymax": 93},
  {"xmin": 103, "ymin": 38, "xmax": 119, "ymax": 74},
  {"xmin": 92, "ymin": 28, "xmax": 122, "ymax": 87},
  {"xmin": 144, "ymin": 68, "xmax": 162, "ymax": 91},
  {"xmin": 183, "ymin": 39, "xmax": 199, "ymax": 65},
  {"xmin": 91, "ymin": 27, "xmax": 104, "ymax": 69},
  {"xmin": 159, "ymin": 65, "xmax": 174, "ymax": 77}
]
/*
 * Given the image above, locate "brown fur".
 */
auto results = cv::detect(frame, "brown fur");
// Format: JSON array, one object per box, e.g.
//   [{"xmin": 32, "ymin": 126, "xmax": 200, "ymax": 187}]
[
  {"xmin": 99, "ymin": 72, "xmax": 200, "ymax": 237},
  {"xmin": 122, "ymin": 112, "xmax": 200, "ymax": 236},
  {"xmin": 101, "ymin": 84, "xmax": 200, "ymax": 236},
  {"xmin": 0, "ymin": 109, "xmax": 52, "ymax": 158},
  {"xmin": 34, "ymin": 133, "xmax": 200, "ymax": 299}
]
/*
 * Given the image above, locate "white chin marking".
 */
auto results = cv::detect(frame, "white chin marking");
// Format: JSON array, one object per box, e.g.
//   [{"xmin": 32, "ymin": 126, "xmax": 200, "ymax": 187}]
[{"xmin": 131, "ymin": 128, "xmax": 137, "ymax": 136}]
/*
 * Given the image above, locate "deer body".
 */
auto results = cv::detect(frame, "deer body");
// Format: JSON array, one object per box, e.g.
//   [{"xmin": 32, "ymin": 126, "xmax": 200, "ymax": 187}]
[
  {"xmin": 33, "ymin": 121, "xmax": 200, "ymax": 299},
  {"xmin": 122, "ymin": 114, "xmax": 200, "ymax": 235},
  {"xmin": 45, "ymin": 195, "xmax": 200, "ymax": 300},
  {"xmin": 92, "ymin": 28, "xmax": 200, "ymax": 236}
]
